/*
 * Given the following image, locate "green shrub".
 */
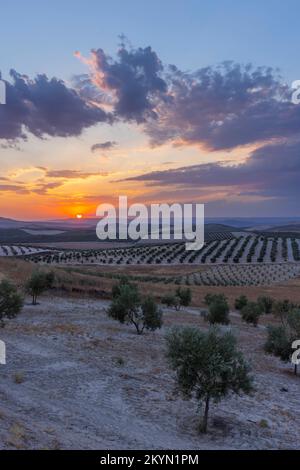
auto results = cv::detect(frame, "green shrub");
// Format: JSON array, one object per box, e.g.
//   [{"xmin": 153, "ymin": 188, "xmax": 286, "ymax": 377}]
[
  {"xmin": 257, "ymin": 296, "xmax": 274, "ymax": 314},
  {"xmin": 161, "ymin": 294, "xmax": 179, "ymax": 309},
  {"xmin": 175, "ymin": 287, "xmax": 192, "ymax": 307},
  {"xmin": 207, "ymin": 298, "xmax": 230, "ymax": 325},
  {"xmin": 0, "ymin": 279, "xmax": 23, "ymax": 327},
  {"xmin": 240, "ymin": 302, "xmax": 262, "ymax": 326},
  {"xmin": 234, "ymin": 295, "xmax": 248, "ymax": 311},
  {"xmin": 204, "ymin": 293, "xmax": 227, "ymax": 306}
]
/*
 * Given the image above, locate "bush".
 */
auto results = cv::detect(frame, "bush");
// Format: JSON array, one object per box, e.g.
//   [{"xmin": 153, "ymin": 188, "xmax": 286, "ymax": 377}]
[
  {"xmin": 112, "ymin": 276, "xmax": 132, "ymax": 299},
  {"xmin": 264, "ymin": 325, "xmax": 291, "ymax": 361},
  {"xmin": 141, "ymin": 296, "xmax": 163, "ymax": 331},
  {"xmin": 175, "ymin": 287, "xmax": 192, "ymax": 307},
  {"xmin": 240, "ymin": 302, "xmax": 262, "ymax": 326},
  {"xmin": 257, "ymin": 296, "xmax": 274, "ymax": 314},
  {"xmin": 204, "ymin": 293, "xmax": 227, "ymax": 306},
  {"xmin": 166, "ymin": 326, "xmax": 253, "ymax": 433},
  {"xmin": 0, "ymin": 279, "xmax": 23, "ymax": 327},
  {"xmin": 234, "ymin": 295, "xmax": 248, "ymax": 311},
  {"xmin": 161, "ymin": 294, "xmax": 180, "ymax": 310},
  {"xmin": 207, "ymin": 298, "xmax": 230, "ymax": 325},
  {"xmin": 273, "ymin": 300, "xmax": 296, "ymax": 326}
]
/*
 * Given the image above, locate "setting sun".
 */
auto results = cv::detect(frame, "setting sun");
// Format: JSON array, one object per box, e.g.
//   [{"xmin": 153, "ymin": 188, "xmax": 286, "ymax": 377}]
[{"xmin": 76, "ymin": 214, "xmax": 83, "ymax": 219}]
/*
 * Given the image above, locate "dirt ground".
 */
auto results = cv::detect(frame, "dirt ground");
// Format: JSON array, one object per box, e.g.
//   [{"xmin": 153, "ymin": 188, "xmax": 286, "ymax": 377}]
[{"xmin": 0, "ymin": 295, "xmax": 299, "ymax": 450}]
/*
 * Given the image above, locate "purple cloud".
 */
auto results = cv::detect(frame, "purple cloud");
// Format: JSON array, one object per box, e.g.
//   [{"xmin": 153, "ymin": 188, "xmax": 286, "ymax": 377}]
[
  {"xmin": 122, "ymin": 140, "xmax": 300, "ymax": 201},
  {"xmin": 91, "ymin": 141, "xmax": 117, "ymax": 152},
  {"xmin": 0, "ymin": 70, "xmax": 111, "ymax": 142}
]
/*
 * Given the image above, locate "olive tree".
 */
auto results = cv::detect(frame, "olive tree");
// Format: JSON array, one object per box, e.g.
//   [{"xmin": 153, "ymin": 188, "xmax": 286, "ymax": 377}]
[
  {"xmin": 108, "ymin": 282, "xmax": 163, "ymax": 334},
  {"xmin": 0, "ymin": 279, "xmax": 23, "ymax": 327},
  {"xmin": 206, "ymin": 294, "xmax": 230, "ymax": 325},
  {"xmin": 257, "ymin": 296, "xmax": 274, "ymax": 314},
  {"xmin": 265, "ymin": 309, "xmax": 300, "ymax": 375},
  {"xmin": 240, "ymin": 302, "xmax": 263, "ymax": 327},
  {"xmin": 175, "ymin": 287, "xmax": 192, "ymax": 308},
  {"xmin": 26, "ymin": 271, "xmax": 55, "ymax": 305},
  {"xmin": 234, "ymin": 295, "xmax": 248, "ymax": 311},
  {"xmin": 161, "ymin": 293, "xmax": 180, "ymax": 310},
  {"xmin": 166, "ymin": 327, "xmax": 253, "ymax": 433}
]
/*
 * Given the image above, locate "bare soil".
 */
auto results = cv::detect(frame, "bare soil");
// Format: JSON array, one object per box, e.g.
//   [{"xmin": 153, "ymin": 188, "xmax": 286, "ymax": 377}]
[{"xmin": 0, "ymin": 295, "xmax": 299, "ymax": 450}]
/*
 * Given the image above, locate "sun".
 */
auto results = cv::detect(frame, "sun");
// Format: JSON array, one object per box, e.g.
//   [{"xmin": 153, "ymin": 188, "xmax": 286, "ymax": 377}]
[{"xmin": 76, "ymin": 214, "xmax": 83, "ymax": 219}]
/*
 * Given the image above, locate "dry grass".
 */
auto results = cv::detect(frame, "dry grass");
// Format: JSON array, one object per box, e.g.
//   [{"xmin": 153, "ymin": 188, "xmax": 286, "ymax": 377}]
[{"xmin": 3, "ymin": 257, "xmax": 300, "ymax": 309}]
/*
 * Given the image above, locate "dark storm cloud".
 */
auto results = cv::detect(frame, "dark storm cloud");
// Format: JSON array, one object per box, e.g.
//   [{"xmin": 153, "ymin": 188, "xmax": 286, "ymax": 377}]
[
  {"xmin": 91, "ymin": 141, "xmax": 117, "ymax": 152},
  {"xmin": 0, "ymin": 70, "xmax": 111, "ymax": 141}
]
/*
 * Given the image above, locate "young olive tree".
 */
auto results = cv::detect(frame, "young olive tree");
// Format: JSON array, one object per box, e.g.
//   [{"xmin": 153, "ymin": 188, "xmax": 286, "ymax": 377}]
[
  {"xmin": 234, "ymin": 295, "xmax": 248, "ymax": 311},
  {"xmin": 175, "ymin": 287, "xmax": 192, "ymax": 308},
  {"xmin": 0, "ymin": 279, "xmax": 23, "ymax": 327},
  {"xmin": 265, "ymin": 309, "xmax": 300, "ymax": 375},
  {"xmin": 166, "ymin": 327, "xmax": 253, "ymax": 433},
  {"xmin": 108, "ymin": 282, "xmax": 163, "ymax": 334},
  {"xmin": 26, "ymin": 271, "xmax": 55, "ymax": 305},
  {"xmin": 207, "ymin": 297, "xmax": 230, "ymax": 325},
  {"xmin": 240, "ymin": 302, "xmax": 263, "ymax": 327},
  {"xmin": 257, "ymin": 296, "xmax": 274, "ymax": 314}
]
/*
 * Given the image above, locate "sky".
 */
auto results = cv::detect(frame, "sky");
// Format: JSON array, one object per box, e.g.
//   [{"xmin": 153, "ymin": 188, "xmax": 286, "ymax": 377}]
[{"xmin": 0, "ymin": 0, "xmax": 300, "ymax": 220}]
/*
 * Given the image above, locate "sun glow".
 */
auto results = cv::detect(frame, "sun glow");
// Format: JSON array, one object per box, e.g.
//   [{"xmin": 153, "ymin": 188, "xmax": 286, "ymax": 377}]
[{"xmin": 76, "ymin": 214, "xmax": 83, "ymax": 219}]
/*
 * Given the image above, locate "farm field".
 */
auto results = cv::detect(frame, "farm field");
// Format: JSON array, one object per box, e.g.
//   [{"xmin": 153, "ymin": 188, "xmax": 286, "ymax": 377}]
[
  {"xmin": 19, "ymin": 236, "xmax": 300, "ymax": 266},
  {"xmin": 2, "ymin": 235, "xmax": 300, "ymax": 288},
  {"xmin": 0, "ymin": 245, "xmax": 50, "ymax": 257}
]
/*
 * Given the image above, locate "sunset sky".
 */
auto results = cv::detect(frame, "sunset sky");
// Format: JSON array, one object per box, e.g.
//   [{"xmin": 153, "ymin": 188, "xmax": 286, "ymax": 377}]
[{"xmin": 1, "ymin": 0, "xmax": 300, "ymax": 220}]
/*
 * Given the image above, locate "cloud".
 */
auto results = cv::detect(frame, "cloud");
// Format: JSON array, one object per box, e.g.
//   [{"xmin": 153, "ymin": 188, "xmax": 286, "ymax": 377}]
[
  {"xmin": 144, "ymin": 62, "xmax": 299, "ymax": 150},
  {"xmin": 2, "ymin": 43, "xmax": 299, "ymax": 155},
  {"xmin": 122, "ymin": 140, "xmax": 300, "ymax": 202},
  {"xmin": 32, "ymin": 181, "xmax": 64, "ymax": 195},
  {"xmin": 76, "ymin": 44, "xmax": 168, "ymax": 122},
  {"xmin": 0, "ymin": 70, "xmax": 111, "ymax": 142},
  {"xmin": 44, "ymin": 169, "xmax": 106, "ymax": 179},
  {"xmin": 76, "ymin": 45, "xmax": 300, "ymax": 153},
  {"xmin": 0, "ymin": 184, "xmax": 30, "ymax": 194},
  {"xmin": 91, "ymin": 140, "xmax": 117, "ymax": 152}
]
